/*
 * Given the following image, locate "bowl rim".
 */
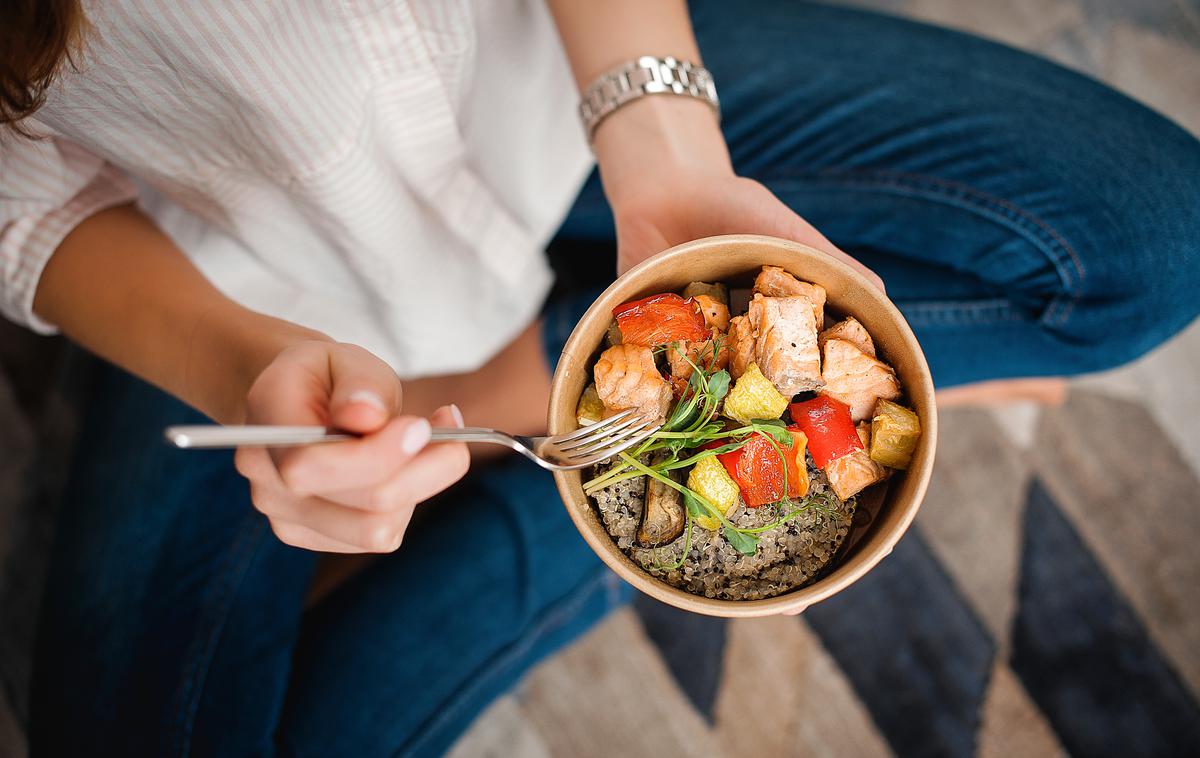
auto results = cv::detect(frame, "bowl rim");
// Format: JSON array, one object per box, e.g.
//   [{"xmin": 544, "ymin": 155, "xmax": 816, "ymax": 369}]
[{"xmin": 548, "ymin": 234, "xmax": 937, "ymax": 617}]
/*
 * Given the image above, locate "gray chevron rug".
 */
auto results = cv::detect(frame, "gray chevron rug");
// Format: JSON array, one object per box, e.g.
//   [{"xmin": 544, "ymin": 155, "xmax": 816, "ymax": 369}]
[{"xmin": 448, "ymin": 390, "xmax": 1200, "ymax": 758}]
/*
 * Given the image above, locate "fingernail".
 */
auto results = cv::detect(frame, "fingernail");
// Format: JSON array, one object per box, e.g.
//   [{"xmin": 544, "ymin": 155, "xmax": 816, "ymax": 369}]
[
  {"xmin": 401, "ymin": 418, "xmax": 432, "ymax": 454},
  {"xmin": 348, "ymin": 390, "xmax": 387, "ymax": 413},
  {"xmin": 449, "ymin": 403, "xmax": 464, "ymax": 428}
]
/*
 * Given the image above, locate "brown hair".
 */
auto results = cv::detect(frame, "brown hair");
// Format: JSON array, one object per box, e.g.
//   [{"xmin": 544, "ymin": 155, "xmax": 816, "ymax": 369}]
[{"xmin": 0, "ymin": 0, "xmax": 86, "ymax": 134}]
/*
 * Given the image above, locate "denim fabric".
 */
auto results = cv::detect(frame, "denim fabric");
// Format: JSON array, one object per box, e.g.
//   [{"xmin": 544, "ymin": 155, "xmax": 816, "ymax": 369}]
[
  {"xmin": 557, "ymin": 2, "xmax": 1200, "ymax": 387},
  {"xmin": 32, "ymin": 360, "xmax": 628, "ymax": 758},
  {"xmin": 31, "ymin": 3, "xmax": 1200, "ymax": 756}
]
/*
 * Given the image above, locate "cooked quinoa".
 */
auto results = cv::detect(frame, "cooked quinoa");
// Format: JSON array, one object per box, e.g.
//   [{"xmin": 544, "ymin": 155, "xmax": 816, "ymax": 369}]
[{"xmin": 589, "ymin": 456, "xmax": 855, "ymax": 601}]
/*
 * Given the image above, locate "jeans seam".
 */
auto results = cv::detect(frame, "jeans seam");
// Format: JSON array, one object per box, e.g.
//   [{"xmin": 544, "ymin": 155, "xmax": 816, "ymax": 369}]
[
  {"xmin": 395, "ymin": 566, "xmax": 615, "ymax": 758},
  {"xmin": 898, "ymin": 298, "xmax": 1028, "ymax": 327},
  {"xmin": 761, "ymin": 168, "xmax": 1087, "ymax": 328},
  {"xmin": 170, "ymin": 515, "xmax": 269, "ymax": 757}
]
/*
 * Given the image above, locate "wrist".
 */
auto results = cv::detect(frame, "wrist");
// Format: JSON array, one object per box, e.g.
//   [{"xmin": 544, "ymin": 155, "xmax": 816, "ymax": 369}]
[
  {"xmin": 190, "ymin": 303, "xmax": 331, "ymax": 424},
  {"xmin": 592, "ymin": 95, "xmax": 733, "ymax": 211}
]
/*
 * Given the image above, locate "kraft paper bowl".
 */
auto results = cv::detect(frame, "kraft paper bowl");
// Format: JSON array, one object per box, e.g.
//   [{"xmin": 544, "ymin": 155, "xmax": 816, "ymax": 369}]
[{"xmin": 547, "ymin": 234, "xmax": 937, "ymax": 617}]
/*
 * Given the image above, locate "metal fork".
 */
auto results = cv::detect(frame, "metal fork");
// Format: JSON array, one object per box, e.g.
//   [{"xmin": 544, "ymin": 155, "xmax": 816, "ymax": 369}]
[{"xmin": 163, "ymin": 408, "xmax": 662, "ymax": 471}]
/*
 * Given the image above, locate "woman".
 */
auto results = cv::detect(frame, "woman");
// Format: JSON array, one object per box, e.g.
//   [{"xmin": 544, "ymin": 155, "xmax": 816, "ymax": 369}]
[{"xmin": 3, "ymin": 0, "xmax": 1197, "ymax": 755}]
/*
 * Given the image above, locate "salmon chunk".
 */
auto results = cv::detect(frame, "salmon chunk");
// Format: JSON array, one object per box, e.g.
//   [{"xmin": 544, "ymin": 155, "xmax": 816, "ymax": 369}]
[
  {"xmin": 727, "ymin": 314, "xmax": 756, "ymax": 380},
  {"xmin": 667, "ymin": 332, "xmax": 730, "ymax": 394},
  {"xmin": 753, "ymin": 266, "xmax": 827, "ymax": 329},
  {"xmin": 748, "ymin": 294, "xmax": 823, "ymax": 397},
  {"xmin": 820, "ymin": 338, "xmax": 901, "ymax": 422},
  {"xmin": 819, "ymin": 317, "xmax": 875, "ymax": 357},
  {"xmin": 594, "ymin": 343, "xmax": 673, "ymax": 420},
  {"xmin": 693, "ymin": 294, "xmax": 731, "ymax": 332},
  {"xmin": 825, "ymin": 424, "xmax": 888, "ymax": 500}
]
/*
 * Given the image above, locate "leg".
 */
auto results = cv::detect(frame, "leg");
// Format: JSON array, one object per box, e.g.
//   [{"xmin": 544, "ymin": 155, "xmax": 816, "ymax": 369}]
[
  {"xmin": 31, "ymin": 360, "xmax": 316, "ymax": 756},
  {"xmin": 705, "ymin": 1, "xmax": 1200, "ymax": 385},
  {"xmin": 275, "ymin": 454, "xmax": 627, "ymax": 757},
  {"xmin": 561, "ymin": 2, "xmax": 1200, "ymax": 387},
  {"xmin": 273, "ymin": 287, "xmax": 624, "ymax": 757}
]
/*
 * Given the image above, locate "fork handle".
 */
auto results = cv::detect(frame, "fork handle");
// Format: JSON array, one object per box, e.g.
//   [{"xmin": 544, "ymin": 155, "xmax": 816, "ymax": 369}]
[{"xmin": 165, "ymin": 424, "xmax": 510, "ymax": 450}]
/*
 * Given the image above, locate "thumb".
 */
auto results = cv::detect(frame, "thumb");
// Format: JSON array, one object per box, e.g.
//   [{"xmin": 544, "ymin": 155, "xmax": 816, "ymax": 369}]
[
  {"xmin": 616, "ymin": 221, "xmax": 671, "ymax": 275},
  {"xmin": 327, "ymin": 344, "xmax": 404, "ymax": 434},
  {"xmin": 774, "ymin": 205, "xmax": 887, "ymax": 294}
]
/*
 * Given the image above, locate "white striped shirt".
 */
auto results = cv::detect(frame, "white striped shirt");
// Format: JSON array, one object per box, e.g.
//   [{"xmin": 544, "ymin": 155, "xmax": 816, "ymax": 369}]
[{"xmin": 0, "ymin": 0, "xmax": 593, "ymax": 377}]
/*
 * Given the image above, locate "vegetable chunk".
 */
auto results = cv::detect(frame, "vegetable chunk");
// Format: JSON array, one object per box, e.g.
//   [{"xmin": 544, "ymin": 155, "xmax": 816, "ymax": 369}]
[
  {"xmin": 576, "ymin": 383, "xmax": 605, "ymax": 426},
  {"xmin": 723, "ymin": 362, "xmax": 790, "ymax": 425},
  {"xmin": 682, "ymin": 281, "xmax": 730, "ymax": 304},
  {"xmin": 613, "ymin": 293, "xmax": 708, "ymax": 347},
  {"xmin": 789, "ymin": 395, "xmax": 863, "ymax": 468},
  {"xmin": 687, "ymin": 456, "xmax": 740, "ymax": 530},
  {"xmin": 717, "ymin": 428, "xmax": 809, "ymax": 507},
  {"xmin": 638, "ymin": 458, "xmax": 685, "ymax": 546},
  {"xmin": 870, "ymin": 399, "xmax": 921, "ymax": 469}
]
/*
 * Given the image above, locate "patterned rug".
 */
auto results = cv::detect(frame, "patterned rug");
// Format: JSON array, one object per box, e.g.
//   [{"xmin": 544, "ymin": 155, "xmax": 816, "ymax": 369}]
[{"xmin": 449, "ymin": 392, "xmax": 1200, "ymax": 757}]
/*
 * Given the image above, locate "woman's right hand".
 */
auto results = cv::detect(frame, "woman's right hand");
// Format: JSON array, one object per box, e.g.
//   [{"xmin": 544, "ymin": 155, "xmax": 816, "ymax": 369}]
[{"xmin": 233, "ymin": 340, "xmax": 471, "ymax": 553}]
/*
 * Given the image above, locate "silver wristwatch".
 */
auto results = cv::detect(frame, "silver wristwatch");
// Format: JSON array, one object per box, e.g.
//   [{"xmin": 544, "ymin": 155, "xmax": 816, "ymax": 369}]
[{"xmin": 578, "ymin": 56, "xmax": 719, "ymax": 143}]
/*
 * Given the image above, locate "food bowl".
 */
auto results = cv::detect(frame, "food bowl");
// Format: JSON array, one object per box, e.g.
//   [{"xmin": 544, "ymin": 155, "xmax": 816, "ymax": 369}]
[{"xmin": 547, "ymin": 234, "xmax": 937, "ymax": 617}]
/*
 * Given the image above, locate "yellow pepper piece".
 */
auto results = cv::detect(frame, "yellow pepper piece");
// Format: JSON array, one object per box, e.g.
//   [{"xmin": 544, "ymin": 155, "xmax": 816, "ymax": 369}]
[
  {"xmin": 686, "ymin": 456, "xmax": 740, "ymax": 530},
  {"xmin": 722, "ymin": 362, "xmax": 790, "ymax": 425},
  {"xmin": 869, "ymin": 399, "xmax": 921, "ymax": 469},
  {"xmin": 576, "ymin": 383, "xmax": 605, "ymax": 427}
]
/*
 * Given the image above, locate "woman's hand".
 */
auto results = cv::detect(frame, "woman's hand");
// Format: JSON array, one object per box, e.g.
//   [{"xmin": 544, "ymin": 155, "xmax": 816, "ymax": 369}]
[
  {"xmin": 593, "ymin": 97, "xmax": 883, "ymax": 291},
  {"xmin": 234, "ymin": 340, "xmax": 470, "ymax": 553}
]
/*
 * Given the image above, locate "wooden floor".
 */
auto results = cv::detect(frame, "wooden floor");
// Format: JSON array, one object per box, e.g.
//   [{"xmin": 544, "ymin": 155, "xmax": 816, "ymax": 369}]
[{"xmin": 448, "ymin": 1, "xmax": 1200, "ymax": 756}]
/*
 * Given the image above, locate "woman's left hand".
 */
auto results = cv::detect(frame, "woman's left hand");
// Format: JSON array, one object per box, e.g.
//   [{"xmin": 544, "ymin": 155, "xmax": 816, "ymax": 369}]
[{"xmin": 593, "ymin": 96, "xmax": 883, "ymax": 291}]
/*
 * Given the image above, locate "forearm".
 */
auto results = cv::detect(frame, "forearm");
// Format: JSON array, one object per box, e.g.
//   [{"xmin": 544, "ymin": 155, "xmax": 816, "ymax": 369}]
[
  {"xmin": 547, "ymin": 0, "xmax": 701, "ymax": 89},
  {"xmin": 32, "ymin": 203, "xmax": 327, "ymax": 424},
  {"xmin": 546, "ymin": 1, "xmax": 731, "ymax": 203}
]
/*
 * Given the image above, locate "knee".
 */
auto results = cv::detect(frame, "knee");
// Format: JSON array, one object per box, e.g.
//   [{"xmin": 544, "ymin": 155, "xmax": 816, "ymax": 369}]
[{"xmin": 1048, "ymin": 129, "xmax": 1200, "ymax": 372}]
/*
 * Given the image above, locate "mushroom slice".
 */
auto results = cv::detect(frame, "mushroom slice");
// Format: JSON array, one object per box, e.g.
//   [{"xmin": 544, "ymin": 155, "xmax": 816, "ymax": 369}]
[
  {"xmin": 682, "ymin": 281, "xmax": 730, "ymax": 306},
  {"xmin": 637, "ymin": 456, "xmax": 685, "ymax": 547}
]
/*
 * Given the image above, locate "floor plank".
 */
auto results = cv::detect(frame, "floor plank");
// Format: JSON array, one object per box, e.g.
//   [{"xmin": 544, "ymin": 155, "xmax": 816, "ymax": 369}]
[
  {"xmin": 446, "ymin": 695, "xmax": 553, "ymax": 758},
  {"xmin": 976, "ymin": 662, "xmax": 1066, "ymax": 758},
  {"xmin": 518, "ymin": 610, "xmax": 726, "ymax": 758},
  {"xmin": 1034, "ymin": 392, "xmax": 1200, "ymax": 699},
  {"xmin": 918, "ymin": 408, "xmax": 1030, "ymax": 650},
  {"xmin": 713, "ymin": 616, "xmax": 892, "ymax": 758}
]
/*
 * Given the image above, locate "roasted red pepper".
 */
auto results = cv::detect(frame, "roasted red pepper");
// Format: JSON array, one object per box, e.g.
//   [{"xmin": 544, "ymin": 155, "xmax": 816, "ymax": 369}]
[
  {"xmin": 714, "ymin": 427, "xmax": 808, "ymax": 507},
  {"xmin": 789, "ymin": 396, "xmax": 862, "ymax": 467},
  {"xmin": 613, "ymin": 293, "xmax": 709, "ymax": 347}
]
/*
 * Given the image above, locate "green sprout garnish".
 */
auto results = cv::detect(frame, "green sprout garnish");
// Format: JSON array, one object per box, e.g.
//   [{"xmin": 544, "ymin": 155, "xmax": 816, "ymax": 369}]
[{"xmin": 583, "ymin": 340, "xmax": 835, "ymax": 556}]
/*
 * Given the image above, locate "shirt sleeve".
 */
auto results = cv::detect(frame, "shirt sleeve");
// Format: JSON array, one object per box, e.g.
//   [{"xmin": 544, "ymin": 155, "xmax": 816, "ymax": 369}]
[{"xmin": 0, "ymin": 136, "xmax": 138, "ymax": 333}]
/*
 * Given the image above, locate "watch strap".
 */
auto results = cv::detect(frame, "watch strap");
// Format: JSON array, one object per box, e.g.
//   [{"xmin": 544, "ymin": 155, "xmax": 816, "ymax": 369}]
[{"xmin": 578, "ymin": 56, "xmax": 719, "ymax": 143}]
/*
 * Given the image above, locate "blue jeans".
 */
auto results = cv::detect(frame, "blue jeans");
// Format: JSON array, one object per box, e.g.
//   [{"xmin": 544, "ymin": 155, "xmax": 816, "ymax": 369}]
[{"xmin": 31, "ymin": 3, "xmax": 1200, "ymax": 757}]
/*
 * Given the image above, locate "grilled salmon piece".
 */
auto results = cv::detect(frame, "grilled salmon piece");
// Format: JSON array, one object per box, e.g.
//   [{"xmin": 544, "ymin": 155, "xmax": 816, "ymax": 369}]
[
  {"xmin": 825, "ymin": 424, "xmax": 888, "ymax": 500},
  {"xmin": 594, "ymin": 343, "xmax": 673, "ymax": 420},
  {"xmin": 693, "ymin": 294, "xmax": 731, "ymax": 332},
  {"xmin": 727, "ymin": 314, "xmax": 756, "ymax": 380},
  {"xmin": 748, "ymin": 294, "xmax": 823, "ymax": 397},
  {"xmin": 667, "ymin": 331, "xmax": 730, "ymax": 394},
  {"xmin": 753, "ymin": 265, "xmax": 827, "ymax": 329},
  {"xmin": 819, "ymin": 317, "xmax": 875, "ymax": 357},
  {"xmin": 820, "ymin": 338, "xmax": 901, "ymax": 422}
]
